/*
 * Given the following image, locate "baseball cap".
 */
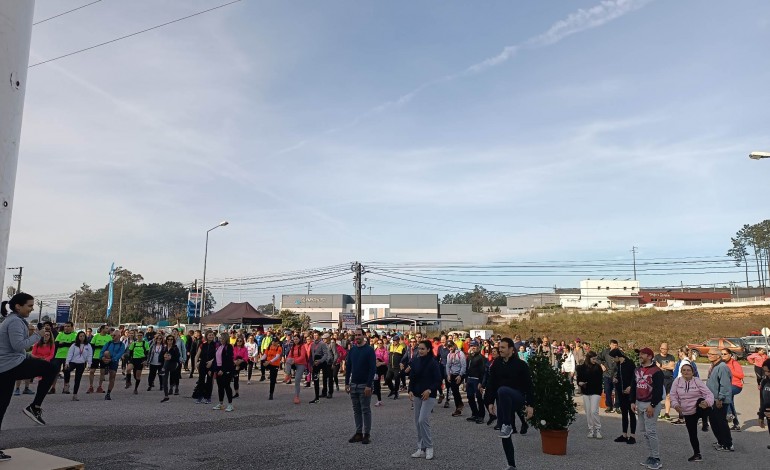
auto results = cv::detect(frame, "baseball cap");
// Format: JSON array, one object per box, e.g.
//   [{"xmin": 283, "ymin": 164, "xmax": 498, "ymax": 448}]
[{"xmin": 639, "ymin": 347, "xmax": 654, "ymax": 357}]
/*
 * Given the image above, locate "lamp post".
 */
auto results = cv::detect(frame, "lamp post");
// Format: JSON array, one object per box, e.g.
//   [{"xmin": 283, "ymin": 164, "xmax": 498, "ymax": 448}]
[{"xmin": 200, "ymin": 221, "xmax": 229, "ymax": 325}]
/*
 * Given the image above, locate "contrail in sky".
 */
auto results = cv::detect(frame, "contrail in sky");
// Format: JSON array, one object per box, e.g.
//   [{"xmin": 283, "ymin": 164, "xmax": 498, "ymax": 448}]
[{"xmin": 271, "ymin": 0, "xmax": 654, "ymax": 157}]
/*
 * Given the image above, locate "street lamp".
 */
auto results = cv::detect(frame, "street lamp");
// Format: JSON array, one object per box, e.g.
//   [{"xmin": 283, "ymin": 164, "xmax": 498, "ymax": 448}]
[
  {"xmin": 200, "ymin": 221, "xmax": 229, "ymax": 324},
  {"xmin": 749, "ymin": 151, "xmax": 770, "ymax": 160}
]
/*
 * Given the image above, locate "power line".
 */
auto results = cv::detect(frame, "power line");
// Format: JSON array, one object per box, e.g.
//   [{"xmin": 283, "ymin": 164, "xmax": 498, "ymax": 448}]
[
  {"xmin": 33, "ymin": 0, "xmax": 103, "ymax": 26},
  {"xmin": 29, "ymin": 0, "xmax": 243, "ymax": 68}
]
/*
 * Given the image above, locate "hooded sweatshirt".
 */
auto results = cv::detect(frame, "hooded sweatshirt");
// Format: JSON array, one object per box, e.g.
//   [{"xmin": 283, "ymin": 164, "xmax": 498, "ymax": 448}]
[
  {"xmin": 634, "ymin": 362, "xmax": 664, "ymax": 407},
  {"xmin": 0, "ymin": 313, "xmax": 41, "ymax": 373},
  {"xmin": 408, "ymin": 354, "xmax": 442, "ymax": 398},
  {"xmin": 670, "ymin": 376, "xmax": 714, "ymax": 415}
]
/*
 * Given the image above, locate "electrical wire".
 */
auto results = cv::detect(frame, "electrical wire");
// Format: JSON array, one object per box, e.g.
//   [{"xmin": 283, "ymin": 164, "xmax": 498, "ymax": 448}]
[
  {"xmin": 33, "ymin": 0, "xmax": 103, "ymax": 26},
  {"xmin": 29, "ymin": 0, "xmax": 243, "ymax": 68}
]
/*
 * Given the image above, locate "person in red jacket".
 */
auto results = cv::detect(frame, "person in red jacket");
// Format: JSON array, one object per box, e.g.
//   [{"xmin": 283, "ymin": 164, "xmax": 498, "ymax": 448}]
[
  {"xmin": 721, "ymin": 348, "xmax": 744, "ymax": 431},
  {"xmin": 15, "ymin": 330, "xmax": 55, "ymax": 396}
]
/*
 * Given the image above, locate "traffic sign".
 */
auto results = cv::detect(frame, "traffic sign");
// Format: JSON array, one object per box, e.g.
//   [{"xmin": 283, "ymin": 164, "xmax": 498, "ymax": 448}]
[{"xmin": 762, "ymin": 327, "xmax": 770, "ymax": 338}]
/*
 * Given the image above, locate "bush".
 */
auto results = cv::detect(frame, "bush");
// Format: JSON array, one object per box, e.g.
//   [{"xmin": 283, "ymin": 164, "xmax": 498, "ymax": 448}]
[{"xmin": 527, "ymin": 351, "xmax": 577, "ymax": 431}]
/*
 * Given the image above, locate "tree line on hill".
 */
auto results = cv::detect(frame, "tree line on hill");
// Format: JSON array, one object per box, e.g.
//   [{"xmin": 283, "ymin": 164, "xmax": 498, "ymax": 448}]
[
  {"xmin": 70, "ymin": 267, "xmax": 215, "ymax": 325},
  {"xmin": 441, "ymin": 285, "xmax": 507, "ymax": 312}
]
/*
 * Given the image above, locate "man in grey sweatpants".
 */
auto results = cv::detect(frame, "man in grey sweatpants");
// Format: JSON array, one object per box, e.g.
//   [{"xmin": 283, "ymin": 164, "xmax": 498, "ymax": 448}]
[{"xmin": 631, "ymin": 347, "xmax": 665, "ymax": 470}]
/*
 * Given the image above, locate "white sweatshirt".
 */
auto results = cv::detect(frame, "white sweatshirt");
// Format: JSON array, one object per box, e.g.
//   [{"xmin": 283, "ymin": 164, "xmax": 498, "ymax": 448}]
[{"xmin": 66, "ymin": 343, "xmax": 93, "ymax": 365}]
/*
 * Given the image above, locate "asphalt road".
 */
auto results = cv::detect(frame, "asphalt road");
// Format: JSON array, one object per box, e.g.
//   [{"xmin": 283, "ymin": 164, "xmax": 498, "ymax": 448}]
[{"xmin": 0, "ymin": 364, "xmax": 767, "ymax": 470}]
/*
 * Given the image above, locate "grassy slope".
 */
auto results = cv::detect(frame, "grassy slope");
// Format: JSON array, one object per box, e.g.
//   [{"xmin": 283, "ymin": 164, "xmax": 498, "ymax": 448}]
[{"xmin": 495, "ymin": 306, "xmax": 770, "ymax": 351}]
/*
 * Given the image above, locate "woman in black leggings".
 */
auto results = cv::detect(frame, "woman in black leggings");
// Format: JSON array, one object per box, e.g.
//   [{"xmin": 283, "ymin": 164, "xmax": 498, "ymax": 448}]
[{"xmin": 0, "ymin": 294, "xmax": 58, "ymax": 461}]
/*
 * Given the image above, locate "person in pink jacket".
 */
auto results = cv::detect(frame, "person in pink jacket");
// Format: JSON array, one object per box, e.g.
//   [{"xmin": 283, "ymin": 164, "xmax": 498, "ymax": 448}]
[
  {"xmin": 670, "ymin": 363, "xmax": 714, "ymax": 463},
  {"xmin": 232, "ymin": 337, "xmax": 249, "ymax": 399},
  {"xmin": 748, "ymin": 348, "xmax": 768, "ymax": 387}
]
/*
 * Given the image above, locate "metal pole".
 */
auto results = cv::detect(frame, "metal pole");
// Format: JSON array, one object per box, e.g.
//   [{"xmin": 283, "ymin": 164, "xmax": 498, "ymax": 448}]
[
  {"xmin": 16, "ymin": 266, "xmax": 22, "ymax": 292},
  {"xmin": 201, "ymin": 230, "xmax": 210, "ymax": 328},
  {"xmin": 631, "ymin": 246, "xmax": 638, "ymax": 281},
  {"xmin": 0, "ymin": 1, "xmax": 35, "ymax": 299}
]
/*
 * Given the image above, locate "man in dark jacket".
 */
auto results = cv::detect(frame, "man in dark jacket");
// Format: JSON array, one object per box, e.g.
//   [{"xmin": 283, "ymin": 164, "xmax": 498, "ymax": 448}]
[
  {"xmin": 480, "ymin": 338, "xmax": 534, "ymax": 470},
  {"xmin": 465, "ymin": 341, "xmax": 488, "ymax": 424},
  {"xmin": 597, "ymin": 339, "xmax": 621, "ymax": 413},
  {"xmin": 345, "ymin": 328, "xmax": 376, "ymax": 445}
]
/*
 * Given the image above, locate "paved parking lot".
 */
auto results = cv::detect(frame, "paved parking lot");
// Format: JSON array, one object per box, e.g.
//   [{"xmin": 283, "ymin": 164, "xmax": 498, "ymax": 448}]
[{"xmin": 0, "ymin": 364, "xmax": 767, "ymax": 469}]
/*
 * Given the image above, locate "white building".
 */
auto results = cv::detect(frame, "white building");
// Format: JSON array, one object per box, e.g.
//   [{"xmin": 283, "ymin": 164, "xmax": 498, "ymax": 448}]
[{"xmin": 560, "ymin": 279, "xmax": 640, "ymax": 310}]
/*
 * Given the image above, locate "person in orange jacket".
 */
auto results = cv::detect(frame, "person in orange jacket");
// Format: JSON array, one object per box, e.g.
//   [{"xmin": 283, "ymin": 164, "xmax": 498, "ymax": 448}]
[{"xmin": 721, "ymin": 348, "xmax": 744, "ymax": 431}]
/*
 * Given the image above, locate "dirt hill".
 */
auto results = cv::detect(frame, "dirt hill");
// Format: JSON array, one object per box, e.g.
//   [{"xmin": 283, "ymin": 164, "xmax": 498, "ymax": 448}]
[{"xmin": 496, "ymin": 306, "xmax": 770, "ymax": 351}]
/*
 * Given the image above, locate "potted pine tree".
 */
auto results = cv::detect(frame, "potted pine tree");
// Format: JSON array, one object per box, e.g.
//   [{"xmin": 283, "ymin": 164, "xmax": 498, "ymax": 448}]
[{"xmin": 527, "ymin": 351, "xmax": 577, "ymax": 455}]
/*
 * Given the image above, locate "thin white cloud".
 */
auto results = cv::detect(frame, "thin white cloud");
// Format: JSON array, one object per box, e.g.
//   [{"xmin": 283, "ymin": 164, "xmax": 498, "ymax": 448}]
[{"xmin": 272, "ymin": 0, "xmax": 654, "ymax": 156}]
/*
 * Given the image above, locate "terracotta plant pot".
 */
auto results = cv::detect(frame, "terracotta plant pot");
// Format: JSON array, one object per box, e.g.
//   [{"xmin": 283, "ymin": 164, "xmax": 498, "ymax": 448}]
[{"xmin": 540, "ymin": 429, "xmax": 569, "ymax": 455}]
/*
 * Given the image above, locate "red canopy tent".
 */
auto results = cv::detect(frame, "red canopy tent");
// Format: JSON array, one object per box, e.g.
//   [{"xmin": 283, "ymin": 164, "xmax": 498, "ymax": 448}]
[{"xmin": 201, "ymin": 302, "xmax": 281, "ymax": 326}]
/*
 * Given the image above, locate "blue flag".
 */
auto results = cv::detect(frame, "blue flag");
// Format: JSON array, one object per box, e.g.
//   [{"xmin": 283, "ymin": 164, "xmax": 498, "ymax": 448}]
[{"xmin": 106, "ymin": 262, "xmax": 115, "ymax": 318}]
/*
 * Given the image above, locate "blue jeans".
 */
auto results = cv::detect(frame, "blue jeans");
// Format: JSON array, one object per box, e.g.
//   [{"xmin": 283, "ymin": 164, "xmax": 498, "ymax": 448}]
[
  {"xmin": 466, "ymin": 377, "xmax": 485, "ymax": 419},
  {"xmin": 603, "ymin": 376, "xmax": 617, "ymax": 409},
  {"xmin": 349, "ymin": 383, "xmax": 372, "ymax": 434},
  {"xmin": 726, "ymin": 385, "xmax": 741, "ymax": 423}
]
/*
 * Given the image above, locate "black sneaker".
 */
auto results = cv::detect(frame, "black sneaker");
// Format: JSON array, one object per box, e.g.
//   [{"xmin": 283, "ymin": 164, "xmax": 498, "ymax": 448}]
[
  {"xmin": 520, "ymin": 422, "xmax": 529, "ymax": 435},
  {"xmin": 475, "ymin": 417, "xmax": 485, "ymax": 424},
  {"xmin": 487, "ymin": 414, "xmax": 497, "ymax": 426},
  {"xmin": 687, "ymin": 454, "xmax": 702, "ymax": 462},
  {"xmin": 614, "ymin": 435, "xmax": 628, "ymax": 443},
  {"xmin": 0, "ymin": 451, "xmax": 11, "ymax": 461},
  {"xmin": 23, "ymin": 405, "xmax": 45, "ymax": 425},
  {"xmin": 361, "ymin": 433, "xmax": 371, "ymax": 445},
  {"xmin": 627, "ymin": 437, "xmax": 636, "ymax": 445},
  {"xmin": 309, "ymin": 398, "xmax": 319, "ymax": 404},
  {"xmin": 105, "ymin": 393, "xmax": 111, "ymax": 401},
  {"xmin": 466, "ymin": 416, "xmax": 478, "ymax": 422}
]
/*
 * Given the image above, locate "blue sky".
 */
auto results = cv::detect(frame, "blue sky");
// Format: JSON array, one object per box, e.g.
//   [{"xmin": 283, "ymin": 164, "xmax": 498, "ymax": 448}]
[{"xmin": 7, "ymin": 0, "xmax": 770, "ymax": 310}]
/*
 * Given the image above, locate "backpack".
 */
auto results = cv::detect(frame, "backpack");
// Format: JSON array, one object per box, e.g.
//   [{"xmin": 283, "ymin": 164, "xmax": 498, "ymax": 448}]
[{"xmin": 130, "ymin": 340, "xmax": 147, "ymax": 358}]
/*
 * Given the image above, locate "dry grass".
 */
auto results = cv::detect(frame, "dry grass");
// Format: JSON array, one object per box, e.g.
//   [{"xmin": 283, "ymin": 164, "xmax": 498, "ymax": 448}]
[{"xmin": 494, "ymin": 306, "xmax": 770, "ymax": 351}]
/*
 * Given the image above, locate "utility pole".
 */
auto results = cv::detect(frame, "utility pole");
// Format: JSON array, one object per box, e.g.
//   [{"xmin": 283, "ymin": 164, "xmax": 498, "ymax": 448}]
[
  {"xmin": 307, "ymin": 282, "xmax": 311, "ymax": 296},
  {"xmin": 37, "ymin": 299, "xmax": 42, "ymax": 323},
  {"xmin": 0, "ymin": 2, "xmax": 35, "ymax": 301},
  {"xmin": 631, "ymin": 246, "xmax": 638, "ymax": 281},
  {"xmin": 351, "ymin": 262, "xmax": 367, "ymax": 325},
  {"xmin": 272, "ymin": 295, "xmax": 276, "ymax": 315},
  {"xmin": 6, "ymin": 266, "xmax": 22, "ymax": 293}
]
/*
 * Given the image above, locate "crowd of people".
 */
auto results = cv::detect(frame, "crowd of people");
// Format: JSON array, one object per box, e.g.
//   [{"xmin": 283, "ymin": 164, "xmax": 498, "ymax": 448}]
[{"xmin": 0, "ymin": 292, "xmax": 769, "ymax": 468}]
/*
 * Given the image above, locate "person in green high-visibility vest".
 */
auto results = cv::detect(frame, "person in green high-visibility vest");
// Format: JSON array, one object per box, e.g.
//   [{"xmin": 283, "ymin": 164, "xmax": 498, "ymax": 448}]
[
  {"xmin": 87, "ymin": 325, "xmax": 111, "ymax": 394},
  {"xmin": 125, "ymin": 333, "xmax": 148, "ymax": 394},
  {"xmin": 51, "ymin": 322, "xmax": 76, "ymax": 394}
]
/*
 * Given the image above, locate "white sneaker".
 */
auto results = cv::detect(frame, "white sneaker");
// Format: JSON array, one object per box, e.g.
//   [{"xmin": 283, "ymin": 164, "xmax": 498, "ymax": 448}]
[
  {"xmin": 225, "ymin": 404, "xmax": 234, "ymax": 412},
  {"xmin": 213, "ymin": 403, "xmax": 223, "ymax": 410},
  {"xmin": 247, "ymin": 381, "xmax": 251, "ymax": 385},
  {"xmin": 411, "ymin": 450, "xmax": 425, "ymax": 458},
  {"xmin": 595, "ymin": 431, "xmax": 603, "ymax": 439},
  {"xmin": 425, "ymin": 448, "xmax": 433, "ymax": 460},
  {"xmin": 588, "ymin": 431, "xmax": 595, "ymax": 438},
  {"xmin": 375, "ymin": 401, "xmax": 382, "ymax": 407}
]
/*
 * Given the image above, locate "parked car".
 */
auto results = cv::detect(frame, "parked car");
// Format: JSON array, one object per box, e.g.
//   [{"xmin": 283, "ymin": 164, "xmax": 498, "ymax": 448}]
[
  {"xmin": 741, "ymin": 335, "xmax": 770, "ymax": 353},
  {"xmin": 687, "ymin": 337, "xmax": 747, "ymax": 360}
]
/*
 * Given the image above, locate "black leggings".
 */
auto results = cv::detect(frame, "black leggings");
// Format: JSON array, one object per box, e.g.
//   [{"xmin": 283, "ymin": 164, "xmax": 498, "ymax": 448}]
[
  {"xmin": 267, "ymin": 365, "xmax": 278, "ymax": 396},
  {"xmin": 620, "ymin": 396, "xmax": 636, "ymax": 434},
  {"xmin": 71, "ymin": 363, "xmax": 86, "ymax": 394},
  {"xmin": 170, "ymin": 363, "xmax": 180, "ymax": 389},
  {"xmin": 331, "ymin": 363, "xmax": 341, "ymax": 389},
  {"xmin": 684, "ymin": 413, "xmax": 703, "ymax": 454},
  {"xmin": 0, "ymin": 358, "xmax": 57, "ymax": 433},
  {"xmin": 448, "ymin": 374, "xmax": 463, "ymax": 408},
  {"xmin": 51, "ymin": 358, "xmax": 71, "ymax": 385},
  {"xmin": 247, "ymin": 361, "xmax": 255, "ymax": 381},
  {"xmin": 148, "ymin": 364, "xmax": 161, "ymax": 387},
  {"xmin": 216, "ymin": 372, "xmax": 233, "ymax": 403}
]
